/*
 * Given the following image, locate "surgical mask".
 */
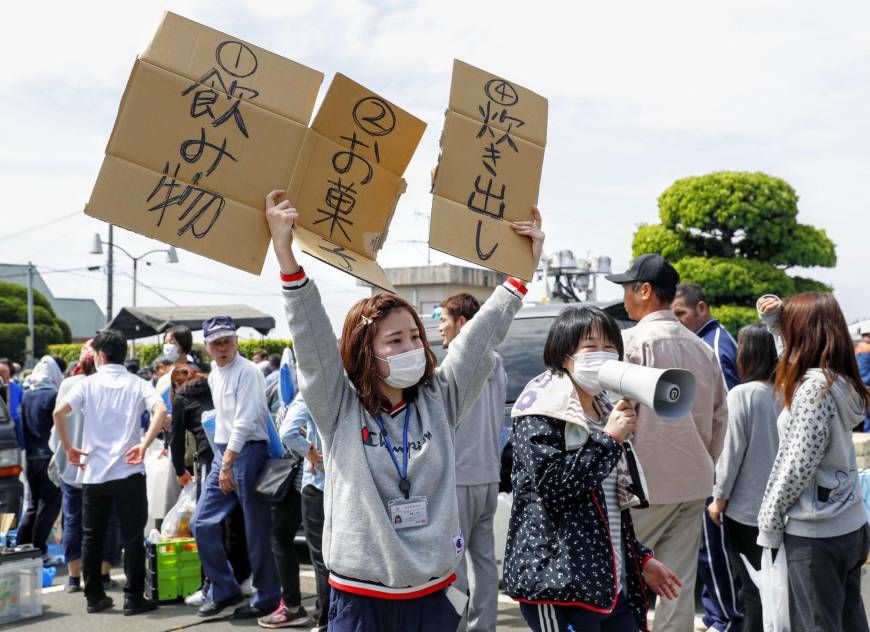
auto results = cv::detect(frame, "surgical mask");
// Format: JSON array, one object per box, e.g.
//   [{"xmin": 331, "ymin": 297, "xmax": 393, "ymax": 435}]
[
  {"xmin": 376, "ymin": 348, "xmax": 426, "ymax": 389},
  {"xmin": 571, "ymin": 351, "xmax": 619, "ymax": 395},
  {"xmin": 163, "ymin": 343, "xmax": 180, "ymax": 362}
]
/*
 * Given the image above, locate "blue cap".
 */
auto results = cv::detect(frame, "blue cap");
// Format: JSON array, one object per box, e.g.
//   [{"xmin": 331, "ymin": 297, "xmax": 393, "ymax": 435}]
[{"xmin": 202, "ymin": 315, "xmax": 237, "ymax": 343}]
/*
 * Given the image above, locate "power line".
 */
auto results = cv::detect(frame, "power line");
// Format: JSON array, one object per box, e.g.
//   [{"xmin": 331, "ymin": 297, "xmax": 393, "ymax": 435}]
[
  {"xmin": 0, "ymin": 211, "xmax": 81, "ymax": 243},
  {"xmin": 116, "ymin": 271, "xmax": 180, "ymax": 306}
]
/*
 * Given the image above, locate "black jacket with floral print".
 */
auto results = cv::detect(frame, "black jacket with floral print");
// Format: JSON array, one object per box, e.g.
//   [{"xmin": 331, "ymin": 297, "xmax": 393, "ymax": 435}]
[{"xmin": 504, "ymin": 413, "xmax": 654, "ymax": 631}]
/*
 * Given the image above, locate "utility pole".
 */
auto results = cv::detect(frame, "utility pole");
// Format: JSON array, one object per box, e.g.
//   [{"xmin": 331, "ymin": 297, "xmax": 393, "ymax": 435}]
[
  {"xmin": 106, "ymin": 224, "xmax": 114, "ymax": 323},
  {"xmin": 25, "ymin": 261, "xmax": 35, "ymax": 369}
]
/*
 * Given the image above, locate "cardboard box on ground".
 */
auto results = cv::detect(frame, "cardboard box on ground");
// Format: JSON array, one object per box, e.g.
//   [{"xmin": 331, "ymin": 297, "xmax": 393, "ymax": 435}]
[
  {"xmin": 429, "ymin": 60, "xmax": 548, "ymax": 281},
  {"xmin": 86, "ymin": 12, "xmax": 425, "ymax": 292}
]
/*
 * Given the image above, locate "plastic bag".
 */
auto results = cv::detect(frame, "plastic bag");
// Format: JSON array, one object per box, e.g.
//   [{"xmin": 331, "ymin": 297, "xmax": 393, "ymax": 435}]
[
  {"xmin": 741, "ymin": 547, "xmax": 790, "ymax": 632},
  {"xmin": 160, "ymin": 482, "xmax": 197, "ymax": 539},
  {"xmin": 145, "ymin": 444, "xmax": 177, "ymax": 519}
]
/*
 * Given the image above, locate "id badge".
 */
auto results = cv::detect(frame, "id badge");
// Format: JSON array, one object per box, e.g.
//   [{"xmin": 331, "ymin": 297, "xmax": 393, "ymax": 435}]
[{"xmin": 388, "ymin": 496, "xmax": 428, "ymax": 529}]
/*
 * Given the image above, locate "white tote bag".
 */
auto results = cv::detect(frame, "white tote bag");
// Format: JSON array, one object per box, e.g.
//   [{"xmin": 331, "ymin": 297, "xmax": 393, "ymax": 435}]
[{"xmin": 741, "ymin": 547, "xmax": 790, "ymax": 632}]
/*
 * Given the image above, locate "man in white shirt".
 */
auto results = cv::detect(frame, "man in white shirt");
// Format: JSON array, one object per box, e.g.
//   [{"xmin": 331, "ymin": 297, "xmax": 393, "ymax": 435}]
[
  {"xmin": 191, "ymin": 316, "xmax": 280, "ymax": 619},
  {"xmin": 53, "ymin": 329, "xmax": 166, "ymax": 615}
]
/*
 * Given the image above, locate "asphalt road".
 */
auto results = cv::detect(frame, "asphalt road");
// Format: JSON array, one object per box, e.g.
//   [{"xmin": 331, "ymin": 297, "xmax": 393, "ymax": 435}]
[{"xmin": 6, "ymin": 566, "xmax": 536, "ymax": 632}]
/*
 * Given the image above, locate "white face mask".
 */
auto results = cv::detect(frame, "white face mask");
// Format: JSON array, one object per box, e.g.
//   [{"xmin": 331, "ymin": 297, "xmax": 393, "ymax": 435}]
[
  {"xmin": 163, "ymin": 343, "xmax": 180, "ymax": 362},
  {"xmin": 571, "ymin": 350, "xmax": 619, "ymax": 395},
  {"xmin": 376, "ymin": 347, "xmax": 426, "ymax": 389}
]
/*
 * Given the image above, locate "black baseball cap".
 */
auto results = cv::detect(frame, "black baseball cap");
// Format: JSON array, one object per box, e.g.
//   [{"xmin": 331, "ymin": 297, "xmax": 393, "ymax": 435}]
[{"xmin": 605, "ymin": 253, "xmax": 680, "ymax": 288}]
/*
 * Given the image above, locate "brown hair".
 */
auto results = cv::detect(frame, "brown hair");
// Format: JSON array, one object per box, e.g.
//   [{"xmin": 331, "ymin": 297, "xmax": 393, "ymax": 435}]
[
  {"xmin": 440, "ymin": 293, "xmax": 480, "ymax": 322},
  {"xmin": 774, "ymin": 292, "xmax": 870, "ymax": 409},
  {"xmin": 170, "ymin": 365, "xmax": 207, "ymax": 399},
  {"xmin": 340, "ymin": 293, "xmax": 437, "ymax": 415}
]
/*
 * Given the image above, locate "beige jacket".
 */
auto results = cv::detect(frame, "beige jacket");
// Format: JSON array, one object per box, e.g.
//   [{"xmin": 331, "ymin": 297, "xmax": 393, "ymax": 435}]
[{"xmin": 622, "ymin": 310, "xmax": 728, "ymax": 504}]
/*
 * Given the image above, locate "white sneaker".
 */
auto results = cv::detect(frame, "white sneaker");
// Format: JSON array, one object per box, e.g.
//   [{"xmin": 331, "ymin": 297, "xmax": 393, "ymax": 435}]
[
  {"xmin": 240, "ymin": 576, "xmax": 254, "ymax": 596},
  {"xmin": 185, "ymin": 589, "xmax": 205, "ymax": 606}
]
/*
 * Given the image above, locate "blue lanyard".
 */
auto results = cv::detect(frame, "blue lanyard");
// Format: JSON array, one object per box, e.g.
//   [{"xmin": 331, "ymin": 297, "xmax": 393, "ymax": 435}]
[{"xmin": 374, "ymin": 405, "xmax": 412, "ymax": 499}]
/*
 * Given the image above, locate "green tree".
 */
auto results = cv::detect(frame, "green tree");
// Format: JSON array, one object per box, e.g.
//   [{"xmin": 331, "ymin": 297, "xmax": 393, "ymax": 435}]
[
  {"xmin": 0, "ymin": 281, "xmax": 72, "ymax": 362},
  {"xmin": 632, "ymin": 171, "xmax": 836, "ymax": 334}
]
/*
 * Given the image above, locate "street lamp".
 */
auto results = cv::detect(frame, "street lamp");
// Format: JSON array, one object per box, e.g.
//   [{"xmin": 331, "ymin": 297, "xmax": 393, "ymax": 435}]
[
  {"xmin": 90, "ymin": 234, "xmax": 178, "ymax": 308},
  {"xmin": 90, "ymin": 234, "xmax": 179, "ymax": 356}
]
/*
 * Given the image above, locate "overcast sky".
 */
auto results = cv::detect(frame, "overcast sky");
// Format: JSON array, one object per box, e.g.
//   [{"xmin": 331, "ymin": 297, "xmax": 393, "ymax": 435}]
[{"xmin": 1, "ymin": 0, "xmax": 868, "ymax": 339}]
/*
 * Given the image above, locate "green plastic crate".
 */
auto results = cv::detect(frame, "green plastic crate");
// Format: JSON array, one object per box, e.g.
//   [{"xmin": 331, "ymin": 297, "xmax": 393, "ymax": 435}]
[{"xmin": 146, "ymin": 538, "xmax": 201, "ymax": 602}]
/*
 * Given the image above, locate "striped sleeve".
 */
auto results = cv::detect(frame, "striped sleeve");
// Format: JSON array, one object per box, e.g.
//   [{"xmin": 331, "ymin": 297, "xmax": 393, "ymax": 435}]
[
  {"xmin": 280, "ymin": 268, "xmax": 309, "ymax": 291},
  {"xmin": 503, "ymin": 276, "xmax": 528, "ymax": 299}
]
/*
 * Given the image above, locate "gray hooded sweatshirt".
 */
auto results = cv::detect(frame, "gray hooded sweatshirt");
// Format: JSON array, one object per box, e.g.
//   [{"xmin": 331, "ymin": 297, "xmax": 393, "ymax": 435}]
[
  {"xmin": 282, "ymin": 274, "xmax": 522, "ymax": 592},
  {"xmin": 757, "ymin": 369, "xmax": 867, "ymax": 547}
]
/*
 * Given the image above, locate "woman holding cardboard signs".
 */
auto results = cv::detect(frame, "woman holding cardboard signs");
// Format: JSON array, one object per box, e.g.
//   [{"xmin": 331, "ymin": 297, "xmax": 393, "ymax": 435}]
[{"xmin": 264, "ymin": 190, "xmax": 543, "ymax": 632}]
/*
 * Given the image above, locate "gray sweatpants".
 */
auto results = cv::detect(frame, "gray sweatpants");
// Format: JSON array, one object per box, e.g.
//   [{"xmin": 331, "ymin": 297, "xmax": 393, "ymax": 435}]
[
  {"xmin": 454, "ymin": 483, "xmax": 499, "ymax": 632},
  {"xmin": 786, "ymin": 524, "xmax": 870, "ymax": 632}
]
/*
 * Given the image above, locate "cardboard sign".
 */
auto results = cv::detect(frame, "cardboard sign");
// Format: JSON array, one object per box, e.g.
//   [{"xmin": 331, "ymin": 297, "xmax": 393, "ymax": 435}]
[
  {"xmin": 429, "ymin": 60, "xmax": 548, "ymax": 281},
  {"xmin": 86, "ymin": 12, "xmax": 323, "ymax": 274},
  {"xmin": 287, "ymin": 74, "xmax": 426, "ymax": 292}
]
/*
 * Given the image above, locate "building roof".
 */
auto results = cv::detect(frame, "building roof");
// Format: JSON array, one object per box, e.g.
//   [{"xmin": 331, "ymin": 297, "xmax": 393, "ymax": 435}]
[{"xmin": 106, "ymin": 304, "xmax": 275, "ymax": 339}]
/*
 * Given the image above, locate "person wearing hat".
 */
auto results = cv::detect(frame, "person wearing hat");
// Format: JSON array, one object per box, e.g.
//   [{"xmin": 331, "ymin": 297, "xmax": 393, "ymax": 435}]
[
  {"xmin": 191, "ymin": 316, "xmax": 280, "ymax": 619},
  {"xmin": 606, "ymin": 254, "xmax": 728, "ymax": 632}
]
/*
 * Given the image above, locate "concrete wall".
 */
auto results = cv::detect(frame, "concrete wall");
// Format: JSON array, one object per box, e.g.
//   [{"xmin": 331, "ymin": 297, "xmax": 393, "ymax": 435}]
[{"xmin": 367, "ymin": 264, "xmax": 508, "ymax": 315}]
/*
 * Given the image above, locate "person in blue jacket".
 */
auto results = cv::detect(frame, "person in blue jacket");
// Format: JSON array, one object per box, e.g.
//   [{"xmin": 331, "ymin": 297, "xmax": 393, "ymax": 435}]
[
  {"xmin": 855, "ymin": 326, "xmax": 870, "ymax": 431},
  {"xmin": 672, "ymin": 284, "xmax": 742, "ymax": 632},
  {"xmin": 19, "ymin": 355, "xmax": 66, "ymax": 558},
  {"xmin": 672, "ymin": 285, "xmax": 739, "ymax": 390}
]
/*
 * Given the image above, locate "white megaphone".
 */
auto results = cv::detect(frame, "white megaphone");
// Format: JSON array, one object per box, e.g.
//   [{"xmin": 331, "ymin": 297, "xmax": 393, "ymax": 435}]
[{"xmin": 597, "ymin": 360, "xmax": 696, "ymax": 418}]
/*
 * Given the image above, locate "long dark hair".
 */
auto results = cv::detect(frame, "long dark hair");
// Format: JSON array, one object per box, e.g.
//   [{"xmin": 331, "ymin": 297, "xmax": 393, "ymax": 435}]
[
  {"xmin": 775, "ymin": 292, "xmax": 870, "ymax": 409},
  {"xmin": 339, "ymin": 293, "xmax": 437, "ymax": 415},
  {"xmin": 736, "ymin": 323, "xmax": 777, "ymax": 383}
]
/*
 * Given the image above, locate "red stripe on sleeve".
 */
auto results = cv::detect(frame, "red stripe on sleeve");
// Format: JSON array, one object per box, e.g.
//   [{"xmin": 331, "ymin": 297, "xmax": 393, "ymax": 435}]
[
  {"xmin": 280, "ymin": 268, "xmax": 306, "ymax": 283},
  {"xmin": 505, "ymin": 277, "xmax": 528, "ymax": 296}
]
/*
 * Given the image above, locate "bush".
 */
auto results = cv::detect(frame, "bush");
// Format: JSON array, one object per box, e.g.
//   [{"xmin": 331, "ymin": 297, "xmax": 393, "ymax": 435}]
[
  {"xmin": 47, "ymin": 343, "xmax": 85, "ymax": 366},
  {"xmin": 0, "ymin": 281, "xmax": 71, "ymax": 363},
  {"xmin": 135, "ymin": 339, "xmax": 294, "ymax": 368},
  {"xmin": 710, "ymin": 305, "xmax": 758, "ymax": 338},
  {"xmin": 49, "ymin": 339, "xmax": 297, "ymax": 372}
]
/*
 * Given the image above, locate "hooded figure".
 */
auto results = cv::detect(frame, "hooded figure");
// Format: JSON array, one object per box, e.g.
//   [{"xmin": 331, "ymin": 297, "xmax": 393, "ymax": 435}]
[{"xmin": 18, "ymin": 355, "xmax": 64, "ymax": 556}]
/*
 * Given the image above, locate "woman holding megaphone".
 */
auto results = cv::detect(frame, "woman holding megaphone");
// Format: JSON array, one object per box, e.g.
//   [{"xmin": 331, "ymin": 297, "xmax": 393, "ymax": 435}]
[{"xmin": 504, "ymin": 306, "xmax": 681, "ymax": 632}]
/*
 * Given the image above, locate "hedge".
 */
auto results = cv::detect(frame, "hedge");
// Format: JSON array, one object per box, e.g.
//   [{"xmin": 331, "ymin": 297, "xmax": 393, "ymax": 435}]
[{"xmin": 48, "ymin": 338, "xmax": 295, "ymax": 369}]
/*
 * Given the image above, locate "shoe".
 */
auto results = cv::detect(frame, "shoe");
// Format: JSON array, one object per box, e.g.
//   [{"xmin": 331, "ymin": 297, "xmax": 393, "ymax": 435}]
[
  {"xmin": 197, "ymin": 592, "xmax": 244, "ymax": 617},
  {"xmin": 65, "ymin": 578, "xmax": 82, "ymax": 593},
  {"xmin": 185, "ymin": 588, "xmax": 205, "ymax": 606},
  {"xmin": 86, "ymin": 595, "xmax": 114, "ymax": 613},
  {"xmin": 124, "ymin": 595, "xmax": 158, "ymax": 616},
  {"xmin": 240, "ymin": 575, "xmax": 254, "ymax": 596},
  {"xmin": 103, "ymin": 576, "xmax": 118, "ymax": 590},
  {"xmin": 235, "ymin": 602, "xmax": 281, "ymax": 620},
  {"xmin": 256, "ymin": 602, "xmax": 311, "ymax": 628}
]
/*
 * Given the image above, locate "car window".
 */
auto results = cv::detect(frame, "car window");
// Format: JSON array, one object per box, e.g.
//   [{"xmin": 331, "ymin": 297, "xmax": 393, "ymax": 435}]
[
  {"xmin": 424, "ymin": 305, "xmax": 634, "ymax": 407},
  {"xmin": 496, "ymin": 318, "xmax": 550, "ymax": 403}
]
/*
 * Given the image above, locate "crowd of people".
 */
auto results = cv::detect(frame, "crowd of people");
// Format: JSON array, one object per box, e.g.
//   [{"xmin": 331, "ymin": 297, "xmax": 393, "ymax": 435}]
[{"xmin": 0, "ymin": 192, "xmax": 867, "ymax": 632}]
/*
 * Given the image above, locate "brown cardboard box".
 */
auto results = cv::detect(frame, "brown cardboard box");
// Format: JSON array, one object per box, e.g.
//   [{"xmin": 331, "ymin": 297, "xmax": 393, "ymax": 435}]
[
  {"xmin": 429, "ymin": 60, "xmax": 547, "ymax": 281},
  {"xmin": 287, "ymin": 74, "xmax": 426, "ymax": 292},
  {"xmin": 86, "ymin": 12, "xmax": 323, "ymax": 275}
]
